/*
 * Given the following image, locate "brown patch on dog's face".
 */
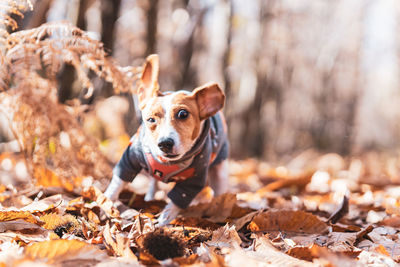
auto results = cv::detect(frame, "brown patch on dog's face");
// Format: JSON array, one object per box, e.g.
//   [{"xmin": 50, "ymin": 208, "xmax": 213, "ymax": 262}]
[
  {"xmin": 141, "ymin": 92, "xmax": 202, "ymax": 161},
  {"xmin": 138, "ymin": 55, "xmax": 225, "ymax": 161},
  {"xmin": 141, "ymin": 83, "xmax": 224, "ymax": 161}
]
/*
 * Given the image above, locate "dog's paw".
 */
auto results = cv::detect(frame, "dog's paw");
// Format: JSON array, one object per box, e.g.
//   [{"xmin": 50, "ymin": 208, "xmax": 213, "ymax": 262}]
[
  {"xmin": 157, "ymin": 202, "xmax": 181, "ymax": 226},
  {"xmin": 104, "ymin": 175, "xmax": 126, "ymax": 201}
]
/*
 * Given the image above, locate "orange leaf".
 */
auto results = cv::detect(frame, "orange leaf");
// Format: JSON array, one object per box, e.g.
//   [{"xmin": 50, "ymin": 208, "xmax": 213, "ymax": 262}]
[
  {"xmin": 374, "ymin": 244, "xmax": 390, "ymax": 257},
  {"xmin": 34, "ymin": 167, "xmax": 64, "ymax": 188},
  {"xmin": 248, "ymin": 210, "xmax": 328, "ymax": 234},
  {"xmin": 0, "ymin": 211, "xmax": 40, "ymax": 224},
  {"xmin": 25, "ymin": 239, "xmax": 106, "ymax": 263},
  {"xmin": 287, "ymin": 244, "xmax": 322, "ymax": 261}
]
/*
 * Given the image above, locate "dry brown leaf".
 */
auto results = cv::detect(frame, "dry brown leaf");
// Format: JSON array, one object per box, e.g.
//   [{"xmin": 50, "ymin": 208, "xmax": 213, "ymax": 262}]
[
  {"xmin": 232, "ymin": 210, "xmax": 260, "ymax": 230},
  {"xmin": 308, "ymin": 244, "xmax": 361, "ymax": 266},
  {"xmin": 226, "ymin": 234, "xmax": 316, "ymax": 267},
  {"xmin": 207, "ymin": 224, "xmax": 241, "ymax": 248},
  {"xmin": 366, "ymin": 227, "xmax": 400, "ymax": 260},
  {"xmin": 172, "ymin": 254, "xmax": 199, "ymax": 265},
  {"xmin": 358, "ymin": 250, "xmax": 398, "ymax": 266},
  {"xmin": 103, "ymin": 222, "xmax": 137, "ymax": 260},
  {"xmin": 326, "ymin": 232, "xmax": 357, "ymax": 252},
  {"xmin": 128, "ymin": 214, "xmax": 155, "ymax": 240},
  {"xmin": 0, "ymin": 230, "xmax": 50, "ymax": 245},
  {"xmin": 287, "ymin": 244, "xmax": 321, "ymax": 261},
  {"xmin": 248, "ymin": 210, "xmax": 328, "ymax": 234},
  {"xmin": 257, "ymin": 172, "xmax": 312, "ymax": 194},
  {"xmin": 24, "ymin": 239, "xmax": 107, "ymax": 264},
  {"xmin": 331, "ymin": 223, "xmax": 361, "ymax": 232},
  {"xmin": 0, "ymin": 219, "xmax": 46, "ymax": 233},
  {"xmin": 171, "ymin": 217, "xmax": 220, "ymax": 230},
  {"xmin": 119, "ymin": 192, "xmax": 165, "ymax": 214},
  {"xmin": 0, "ymin": 210, "xmax": 41, "ymax": 225},
  {"xmin": 20, "ymin": 194, "xmax": 63, "ymax": 213},
  {"xmin": 380, "ymin": 215, "xmax": 400, "ymax": 228},
  {"xmin": 138, "ymin": 251, "xmax": 160, "ymax": 265},
  {"xmin": 82, "ymin": 186, "xmax": 120, "ymax": 218},
  {"xmin": 181, "ymin": 193, "xmax": 237, "ymax": 223},
  {"xmin": 327, "ymin": 195, "xmax": 349, "ymax": 224}
]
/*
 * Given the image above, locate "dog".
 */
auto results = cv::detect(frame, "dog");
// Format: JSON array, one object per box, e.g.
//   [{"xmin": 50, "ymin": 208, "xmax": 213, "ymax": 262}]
[{"xmin": 104, "ymin": 54, "xmax": 229, "ymax": 226}]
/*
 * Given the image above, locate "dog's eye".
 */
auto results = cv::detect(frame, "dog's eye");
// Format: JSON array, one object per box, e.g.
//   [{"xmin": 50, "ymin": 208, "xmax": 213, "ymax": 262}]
[
  {"xmin": 176, "ymin": 109, "xmax": 189, "ymax": 119},
  {"xmin": 147, "ymin": 117, "xmax": 156, "ymax": 123}
]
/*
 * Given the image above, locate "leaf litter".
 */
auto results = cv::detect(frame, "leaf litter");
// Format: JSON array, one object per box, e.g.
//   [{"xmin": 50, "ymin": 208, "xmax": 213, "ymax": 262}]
[
  {"xmin": 0, "ymin": 3, "xmax": 399, "ymax": 265},
  {"xmin": 0, "ymin": 152, "xmax": 399, "ymax": 266}
]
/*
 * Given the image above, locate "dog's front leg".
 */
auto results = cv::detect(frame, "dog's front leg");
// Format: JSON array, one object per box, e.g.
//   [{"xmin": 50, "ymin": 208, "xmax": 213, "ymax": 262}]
[
  {"xmin": 208, "ymin": 160, "xmax": 229, "ymax": 196},
  {"xmin": 104, "ymin": 174, "xmax": 126, "ymax": 201},
  {"xmin": 157, "ymin": 202, "xmax": 181, "ymax": 226},
  {"xmin": 144, "ymin": 178, "xmax": 158, "ymax": 201}
]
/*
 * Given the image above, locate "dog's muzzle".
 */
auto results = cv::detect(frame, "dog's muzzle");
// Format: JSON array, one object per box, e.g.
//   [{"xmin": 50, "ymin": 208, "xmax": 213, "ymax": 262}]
[{"xmin": 158, "ymin": 137, "xmax": 175, "ymax": 154}]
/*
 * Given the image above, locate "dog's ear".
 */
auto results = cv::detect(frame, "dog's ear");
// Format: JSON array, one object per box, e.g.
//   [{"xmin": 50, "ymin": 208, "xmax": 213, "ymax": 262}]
[
  {"xmin": 192, "ymin": 83, "xmax": 225, "ymax": 120},
  {"xmin": 138, "ymin": 54, "xmax": 160, "ymax": 109}
]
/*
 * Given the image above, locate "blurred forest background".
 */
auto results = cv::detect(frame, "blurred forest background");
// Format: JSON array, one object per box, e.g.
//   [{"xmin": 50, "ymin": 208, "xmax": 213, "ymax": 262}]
[{"xmin": 2, "ymin": 0, "xmax": 400, "ymax": 162}]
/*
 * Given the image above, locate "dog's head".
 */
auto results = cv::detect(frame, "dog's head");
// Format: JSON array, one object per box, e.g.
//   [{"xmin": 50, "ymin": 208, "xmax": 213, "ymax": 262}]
[{"xmin": 137, "ymin": 54, "xmax": 225, "ymax": 162}]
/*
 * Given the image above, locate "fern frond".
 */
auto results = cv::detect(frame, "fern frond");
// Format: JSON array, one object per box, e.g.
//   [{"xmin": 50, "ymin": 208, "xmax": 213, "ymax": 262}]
[
  {"xmin": 0, "ymin": 1, "xmax": 31, "ymax": 31},
  {"xmin": 5, "ymin": 22, "xmax": 138, "ymax": 95},
  {"xmin": 0, "ymin": 4, "xmax": 139, "ymax": 188}
]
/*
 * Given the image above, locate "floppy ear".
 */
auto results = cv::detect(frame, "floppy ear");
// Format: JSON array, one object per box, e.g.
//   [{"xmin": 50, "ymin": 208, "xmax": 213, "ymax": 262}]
[
  {"xmin": 192, "ymin": 83, "xmax": 225, "ymax": 120},
  {"xmin": 137, "ymin": 54, "xmax": 160, "ymax": 109}
]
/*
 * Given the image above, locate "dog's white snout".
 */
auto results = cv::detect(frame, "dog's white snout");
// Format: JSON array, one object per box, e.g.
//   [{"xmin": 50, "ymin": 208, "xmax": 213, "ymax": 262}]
[{"xmin": 158, "ymin": 137, "xmax": 175, "ymax": 153}]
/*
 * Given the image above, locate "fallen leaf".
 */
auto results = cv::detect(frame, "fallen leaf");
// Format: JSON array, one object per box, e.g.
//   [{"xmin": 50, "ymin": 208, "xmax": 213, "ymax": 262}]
[
  {"xmin": 366, "ymin": 227, "xmax": 400, "ymax": 260},
  {"xmin": 170, "ymin": 217, "xmax": 220, "ymax": 230},
  {"xmin": 257, "ymin": 172, "xmax": 312, "ymax": 194},
  {"xmin": 20, "ymin": 194, "xmax": 63, "ymax": 213},
  {"xmin": 207, "ymin": 224, "xmax": 241, "ymax": 248},
  {"xmin": 358, "ymin": 250, "xmax": 398, "ymax": 266},
  {"xmin": 287, "ymin": 244, "xmax": 320, "ymax": 261},
  {"xmin": 232, "ymin": 210, "xmax": 260, "ymax": 230},
  {"xmin": 24, "ymin": 239, "xmax": 107, "ymax": 264},
  {"xmin": 248, "ymin": 210, "xmax": 328, "ymax": 234},
  {"xmin": 0, "ymin": 210, "xmax": 41, "ymax": 225},
  {"xmin": 327, "ymin": 195, "xmax": 349, "ymax": 224},
  {"xmin": 226, "ymin": 234, "xmax": 316, "ymax": 267},
  {"xmin": 0, "ymin": 219, "xmax": 46, "ymax": 233},
  {"xmin": 380, "ymin": 215, "xmax": 400, "ymax": 228},
  {"xmin": 103, "ymin": 222, "xmax": 137, "ymax": 260},
  {"xmin": 326, "ymin": 232, "xmax": 357, "ymax": 252},
  {"xmin": 181, "ymin": 193, "xmax": 237, "ymax": 222},
  {"xmin": 119, "ymin": 192, "xmax": 165, "ymax": 214},
  {"xmin": 82, "ymin": 186, "xmax": 120, "ymax": 218}
]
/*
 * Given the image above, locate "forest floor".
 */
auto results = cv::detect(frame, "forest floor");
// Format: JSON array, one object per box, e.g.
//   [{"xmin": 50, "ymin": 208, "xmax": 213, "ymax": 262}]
[
  {"xmin": 0, "ymin": 147, "xmax": 399, "ymax": 266},
  {"xmin": 1, "ymin": 2, "xmax": 399, "ymax": 266}
]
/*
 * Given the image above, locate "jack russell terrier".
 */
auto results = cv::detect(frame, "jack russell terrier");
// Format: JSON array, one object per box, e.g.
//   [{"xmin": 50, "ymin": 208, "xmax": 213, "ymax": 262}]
[{"xmin": 104, "ymin": 55, "xmax": 229, "ymax": 226}]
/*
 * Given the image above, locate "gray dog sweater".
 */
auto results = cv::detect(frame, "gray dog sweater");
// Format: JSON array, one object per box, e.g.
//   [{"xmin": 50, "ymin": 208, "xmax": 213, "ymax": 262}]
[{"xmin": 113, "ymin": 112, "xmax": 229, "ymax": 209}]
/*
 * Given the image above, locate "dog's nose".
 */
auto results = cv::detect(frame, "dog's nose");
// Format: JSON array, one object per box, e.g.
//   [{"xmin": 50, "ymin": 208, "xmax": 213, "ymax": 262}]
[{"xmin": 158, "ymin": 138, "xmax": 175, "ymax": 153}]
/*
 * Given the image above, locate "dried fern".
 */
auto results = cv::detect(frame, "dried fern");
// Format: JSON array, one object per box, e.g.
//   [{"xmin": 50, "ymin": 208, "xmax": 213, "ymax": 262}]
[
  {"xmin": 5, "ymin": 21, "xmax": 139, "ymax": 95},
  {"xmin": 0, "ymin": 3, "xmax": 141, "ymax": 190}
]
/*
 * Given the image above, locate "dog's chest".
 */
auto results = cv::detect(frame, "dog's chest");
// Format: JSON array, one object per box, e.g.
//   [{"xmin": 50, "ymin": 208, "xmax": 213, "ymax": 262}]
[{"xmin": 144, "ymin": 152, "xmax": 196, "ymax": 182}]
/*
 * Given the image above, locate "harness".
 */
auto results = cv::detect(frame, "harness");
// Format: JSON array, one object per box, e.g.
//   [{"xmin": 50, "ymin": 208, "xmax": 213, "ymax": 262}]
[{"xmin": 143, "ymin": 119, "xmax": 211, "ymax": 182}]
